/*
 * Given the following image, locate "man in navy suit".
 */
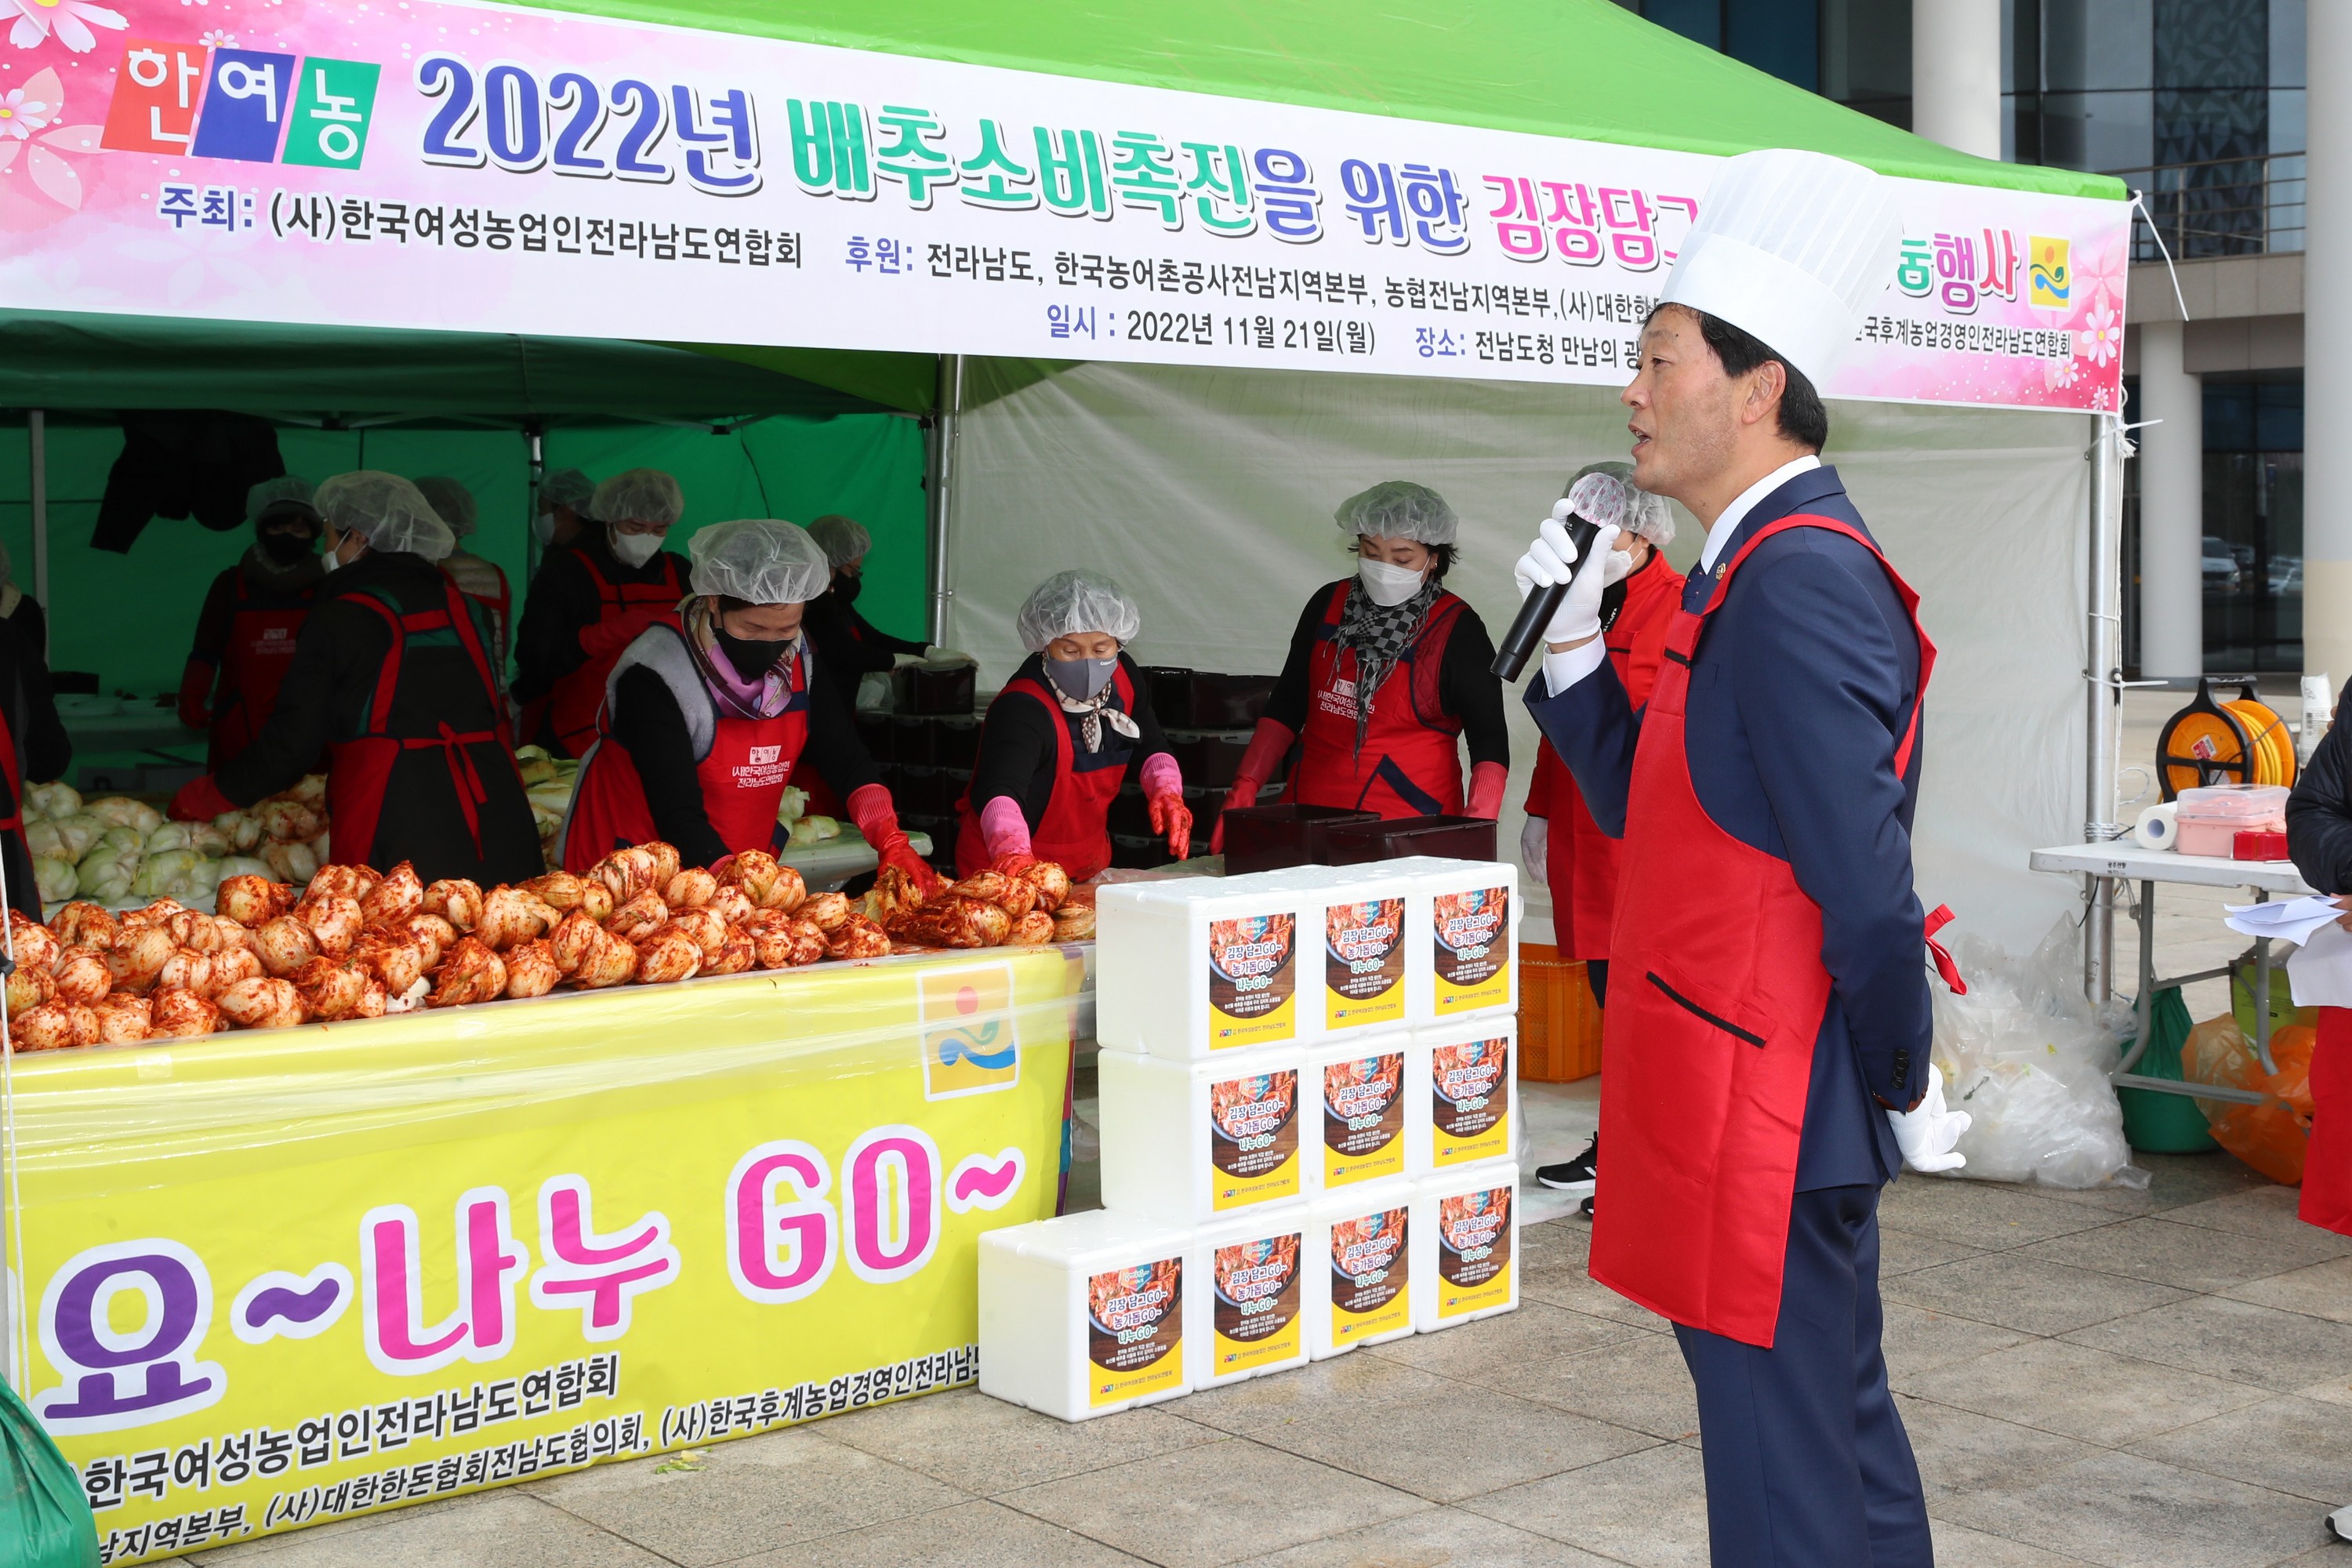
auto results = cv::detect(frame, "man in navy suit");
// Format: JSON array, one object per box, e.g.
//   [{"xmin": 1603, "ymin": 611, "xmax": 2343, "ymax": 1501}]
[{"xmin": 1515, "ymin": 151, "xmax": 1969, "ymax": 1566}]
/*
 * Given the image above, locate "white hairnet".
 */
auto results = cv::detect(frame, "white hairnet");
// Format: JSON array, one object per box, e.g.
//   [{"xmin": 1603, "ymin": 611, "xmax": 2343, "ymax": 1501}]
[
  {"xmin": 247, "ymin": 474, "xmax": 314, "ymax": 521},
  {"xmin": 688, "ymin": 520, "xmax": 830, "ymax": 604},
  {"xmin": 1334, "ymin": 481, "xmax": 1457, "ymax": 546},
  {"xmin": 592, "ymin": 468, "xmax": 684, "ymax": 528},
  {"xmin": 1566, "ymin": 461, "xmax": 1675, "ymax": 547},
  {"xmin": 312, "ymin": 472, "xmax": 458, "ymax": 561},
  {"xmin": 1017, "ymin": 569, "xmax": 1142, "ymax": 653},
  {"xmin": 539, "ymin": 468, "xmax": 596, "ymax": 514},
  {"xmin": 413, "ymin": 475, "xmax": 479, "ymax": 539},
  {"xmin": 807, "ymin": 514, "xmax": 872, "ymax": 570}
]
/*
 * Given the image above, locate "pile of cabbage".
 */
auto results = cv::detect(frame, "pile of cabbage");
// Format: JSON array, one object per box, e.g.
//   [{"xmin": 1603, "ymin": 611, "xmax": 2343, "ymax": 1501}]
[
  {"xmin": 23, "ymin": 777, "xmax": 333, "ymax": 909},
  {"xmin": 776, "ymin": 786, "xmax": 843, "ymax": 848}
]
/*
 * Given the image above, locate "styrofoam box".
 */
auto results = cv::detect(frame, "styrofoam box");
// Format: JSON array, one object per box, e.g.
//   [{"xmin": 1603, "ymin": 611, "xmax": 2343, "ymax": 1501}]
[
  {"xmin": 1387, "ymin": 855, "xmax": 1519, "ymax": 1025},
  {"xmin": 1413, "ymin": 1014, "xmax": 1517, "ymax": 1172},
  {"xmin": 1306, "ymin": 1033, "xmax": 1420, "ymax": 1190},
  {"xmin": 1099, "ymin": 1044, "xmax": 1311, "ymax": 1224},
  {"xmin": 1306, "ymin": 1178, "xmax": 1416, "ymax": 1358},
  {"xmin": 1285, "ymin": 862, "xmax": 1421, "ymax": 1040},
  {"xmin": 1188, "ymin": 1208, "xmax": 1312, "ymax": 1388},
  {"xmin": 1096, "ymin": 873, "xmax": 1319, "ymax": 1059},
  {"xmin": 1410, "ymin": 1165, "xmax": 1519, "ymax": 1330},
  {"xmin": 978, "ymin": 1209, "xmax": 1192, "ymax": 1421}
]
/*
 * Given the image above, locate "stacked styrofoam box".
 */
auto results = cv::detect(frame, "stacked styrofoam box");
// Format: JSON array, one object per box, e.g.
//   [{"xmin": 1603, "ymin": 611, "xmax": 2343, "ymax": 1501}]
[{"xmin": 981, "ymin": 858, "xmax": 1521, "ymax": 1419}]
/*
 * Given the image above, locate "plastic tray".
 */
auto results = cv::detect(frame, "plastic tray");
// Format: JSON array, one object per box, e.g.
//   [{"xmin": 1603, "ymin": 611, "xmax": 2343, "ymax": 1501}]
[{"xmin": 1218, "ymin": 804, "xmax": 1379, "ymax": 873}]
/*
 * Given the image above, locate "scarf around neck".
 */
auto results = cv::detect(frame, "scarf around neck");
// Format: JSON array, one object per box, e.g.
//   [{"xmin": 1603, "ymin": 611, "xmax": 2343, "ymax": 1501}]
[
  {"xmin": 1330, "ymin": 573, "xmax": 1442, "ymax": 752},
  {"xmin": 684, "ymin": 596, "xmax": 800, "ymax": 720}
]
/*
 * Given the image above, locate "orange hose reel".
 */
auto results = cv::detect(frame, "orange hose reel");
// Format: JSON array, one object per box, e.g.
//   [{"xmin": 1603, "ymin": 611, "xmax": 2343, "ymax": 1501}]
[{"xmin": 2156, "ymin": 678, "xmax": 2297, "ymax": 800}]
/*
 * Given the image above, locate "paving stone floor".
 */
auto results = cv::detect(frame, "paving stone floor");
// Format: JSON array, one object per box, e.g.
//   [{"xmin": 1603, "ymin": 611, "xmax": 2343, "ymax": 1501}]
[{"xmin": 167, "ymin": 1149, "xmax": 2352, "ymax": 1568}]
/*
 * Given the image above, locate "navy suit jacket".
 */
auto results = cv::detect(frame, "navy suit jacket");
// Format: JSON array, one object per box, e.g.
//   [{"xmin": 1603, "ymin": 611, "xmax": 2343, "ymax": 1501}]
[{"xmin": 1528, "ymin": 466, "xmax": 1928, "ymax": 1189}]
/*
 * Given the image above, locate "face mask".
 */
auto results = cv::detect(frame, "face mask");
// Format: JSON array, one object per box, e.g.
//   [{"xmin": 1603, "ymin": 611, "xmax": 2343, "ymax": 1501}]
[
  {"xmin": 258, "ymin": 531, "xmax": 314, "ymax": 566},
  {"xmin": 716, "ymin": 627, "xmax": 793, "ymax": 683},
  {"xmin": 532, "ymin": 513, "xmax": 555, "ymax": 548},
  {"xmin": 833, "ymin": 572, "xmax": 863, "ymax": 604},
  {"xmin": 1047, "ymin": 655, "xmax": 1118, "ymax": 701},
  {"xmin": 1357, "ymin": 556, "xmax": 1428, "ymax": 608},
  {"xmin": 320, "ymin": 532, "xmax": 360, "ymax": 575},
  {"xmin": 609, "ymin": 527, "xmax": 663, "ymax": 568}
]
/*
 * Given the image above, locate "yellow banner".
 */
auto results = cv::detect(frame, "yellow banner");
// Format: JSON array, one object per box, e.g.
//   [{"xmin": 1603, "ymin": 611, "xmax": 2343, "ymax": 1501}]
[{"xmin": 2, "ymin": 949, "xmax": 1081, "ymax": 1566}]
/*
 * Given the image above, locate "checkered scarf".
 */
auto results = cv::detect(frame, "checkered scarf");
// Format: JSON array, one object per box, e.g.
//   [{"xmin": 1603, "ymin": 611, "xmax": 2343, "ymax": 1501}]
[{"xmin": 1330, "ymin": 575, "xmax": 1442, "ymax": 753}]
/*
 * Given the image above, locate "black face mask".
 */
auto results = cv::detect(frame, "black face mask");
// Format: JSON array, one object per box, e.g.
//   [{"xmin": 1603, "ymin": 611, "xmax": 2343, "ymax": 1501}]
[
  {"xmin": 716, "ymin": 627, "xmax": 793, "ymax": 682},
  {"xmin": 257, "ymin": 531, "xmax": 315, "ymax": 566},
  {"xmin": 833, "ymin": 572, "xmax": 863, "ymax": 604}
]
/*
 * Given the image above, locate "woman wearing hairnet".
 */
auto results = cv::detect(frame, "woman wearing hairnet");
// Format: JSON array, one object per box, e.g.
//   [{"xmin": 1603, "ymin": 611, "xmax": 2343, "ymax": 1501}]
[
  {"xmin": 1218, "ymin": 481, "xmax": 1509, "ymax": 836},
  {"xmin": 561, "ymin": 520, "xmax": 938, "ymax": 890},
  {"xmin": 953, "ymin": 571, "xmax": 1186, "ymax": 882},
  {"xmin": 514, "ymin": 466, "xmax": 691, "ymax": 758},
  {"xmin": 1523, "ymin": 463, "xmax": 1686, "ymax": 1207},
  {"xmin": 176, "ymin": 474, "xmax": 326, "ymax": 772},
  {"xmin": 416, "ymin": 476, "xmax": 512, "ymax": 682},
  {"xmin": 800, "ymin": 514, "xmax": 933, "ymax": 710},
  {"xmin": 534, "ymin": 467, "xmax": 597, "ymax": 550},
  {"xmin": 170, "ymin": 474, "xmax": 541, "ymax": 885}
]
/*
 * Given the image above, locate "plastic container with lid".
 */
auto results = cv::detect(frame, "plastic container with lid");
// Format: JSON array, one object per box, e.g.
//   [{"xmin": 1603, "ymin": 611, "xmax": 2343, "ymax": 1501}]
[{"xmin": 2176, "ymin": 784, "xmax": 2289, "ymax": 858}]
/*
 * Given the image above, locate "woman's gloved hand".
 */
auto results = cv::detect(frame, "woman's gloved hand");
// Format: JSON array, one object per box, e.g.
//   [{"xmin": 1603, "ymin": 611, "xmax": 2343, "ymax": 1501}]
[
  {"xmin": 1149, "ymin": 790, "xmax": 1193, "ymax": 862},
  {"xmin": 1211, "ymin": 718, "xmax": 1295, "ymax": 854},
  {"xmin": 1520, "ymin": 815, "xmax": 1548, "ymax": 882},
  {"xmin": 1886, "ymin": 1063, "xmax": 1969, "ymax": 1173}
]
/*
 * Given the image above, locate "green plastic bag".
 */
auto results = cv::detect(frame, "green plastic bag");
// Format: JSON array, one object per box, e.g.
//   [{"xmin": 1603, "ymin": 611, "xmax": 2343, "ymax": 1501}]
[
  {"xmin": 2118, "ymin": 986, "xmax": 2219, "ymax": 1154},
  {"xmin": 0, "ymin": 1378, "xmax": 98, "ymax": 1568}
]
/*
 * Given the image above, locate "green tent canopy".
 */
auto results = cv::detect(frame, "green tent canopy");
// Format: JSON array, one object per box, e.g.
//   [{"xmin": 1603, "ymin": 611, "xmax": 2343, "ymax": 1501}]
[{"xmin": 510, "ymin": 0, "xmax": 2124, "ymax": 201}]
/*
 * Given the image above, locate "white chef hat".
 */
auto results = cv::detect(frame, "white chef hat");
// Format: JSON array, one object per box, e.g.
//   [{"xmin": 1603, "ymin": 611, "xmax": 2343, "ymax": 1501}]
[{"xmin": 1661, "ymin": 148, "xmax": 1904, "ymax": 389}]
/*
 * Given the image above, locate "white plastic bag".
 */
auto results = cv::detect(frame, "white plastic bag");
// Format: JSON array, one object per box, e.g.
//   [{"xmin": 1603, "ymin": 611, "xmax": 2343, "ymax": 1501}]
[{"xmin": 1929, "ymin": 916, "xmax": 2148, "ymax": 1189}]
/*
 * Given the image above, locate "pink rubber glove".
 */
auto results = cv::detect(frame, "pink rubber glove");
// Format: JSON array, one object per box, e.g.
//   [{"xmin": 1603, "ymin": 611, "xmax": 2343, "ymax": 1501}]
[
  {"xmin": 977, "ymin": 794, "xmax": 1033, "ymax": 859},
  {"xmin": 1467, "ymin": 760, "xmax": 1508, "ymax": 821},
  {"xmin": 847, "ymin": 782, "xmax": 942, "ymax": 898},
  {"xmin": 1213, "ymin": 718, "xmax": 1295, "ymax": 853}
]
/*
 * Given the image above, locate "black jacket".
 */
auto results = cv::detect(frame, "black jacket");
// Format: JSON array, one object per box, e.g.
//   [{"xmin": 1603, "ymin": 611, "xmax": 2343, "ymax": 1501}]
[
  {"xmin": 218, "ymin": 553, "xmax": 541, "ymax": 886},
  {"xmin": 513, "ymin": 532, "xmax": 686, "ymax": 711},
  {"xmin": 2289, "ymin": 688, "xmax": 2352, "ymax": 895},
  {"xmin": 803, "ymin": 586, "xmax": 925, "ymax": 707},
  {"xmin": 0, "ymin": 619, "xmax": 69, "ymax": 918}
]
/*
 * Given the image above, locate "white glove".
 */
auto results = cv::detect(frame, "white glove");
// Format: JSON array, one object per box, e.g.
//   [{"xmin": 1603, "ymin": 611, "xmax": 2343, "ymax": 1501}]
[
  {"xmin": 1513, "ymin": 505, "xmax": 1624, "ymax": 648},
  {"xmin": 1520, "ymin": 815, "xmax": 1548, "ymax": 882},
  {"xmin": 1887, "ymin": 1064, "xmax": 1969, "ymax": 1174}
]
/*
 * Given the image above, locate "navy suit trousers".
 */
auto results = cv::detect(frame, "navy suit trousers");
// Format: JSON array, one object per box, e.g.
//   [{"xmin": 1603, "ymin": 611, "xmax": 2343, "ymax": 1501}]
[{"xmin": 1671, "ymin": 1183, "xmax": 1931, "ymax": 1567}]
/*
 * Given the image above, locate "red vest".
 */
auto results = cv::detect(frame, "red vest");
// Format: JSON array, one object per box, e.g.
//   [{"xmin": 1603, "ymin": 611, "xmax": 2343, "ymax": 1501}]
[
  {"xmin": 1287, "ymin": 583, "xmax": 1468, "ymax": 819},
  {"xmin": 952, "ymin": 662, "xmax": 1137, "ymax": 883},
  {"xmin": 328, "ymin": 579, "xmax": 517, "ymax": 873},
  {"xmin": 1530, "ymin": 554, "xmax": 1686, "ymax": 960},
  {"xmin": 2307, "ymin": 1009, "xmax": 2352, "ymax": 1238},
  {"xmin": 545, "ymin": 548, "xmax": 688, "ymax": 759},
  {"xmin": 210, "ymin": 567, "xmax": 315, "ymax": 771},
  {"xmin": 1589, "ymin": 516, "xmax": 1933, "ymax": 1348},
  {"xmin": 563, "ymin": 619, "xmax": 811, "ymax": 869}
]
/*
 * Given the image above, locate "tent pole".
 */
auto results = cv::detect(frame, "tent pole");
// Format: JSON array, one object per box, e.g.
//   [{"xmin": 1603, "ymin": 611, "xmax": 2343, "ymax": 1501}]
[
  {"xmin": 2082, "ymin": 412, "xmax": 2122, "ymax": 1001},
  {"xmin": 525, "ymin": 426, "xmax": 546, "ymax": 586},
  {"xmin": 926, "ymin": 355, "xmax": 964, "ymax": 647},
  {"xmin": 27, "ymin": 410, "xmax": 48, "ymax": 655}
]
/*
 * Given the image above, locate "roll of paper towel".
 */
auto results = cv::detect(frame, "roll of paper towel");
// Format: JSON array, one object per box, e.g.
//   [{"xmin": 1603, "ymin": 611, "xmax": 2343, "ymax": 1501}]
[{"xmin": 2136, "ymin": 802, "xmax": 2179, "ymax": 851}]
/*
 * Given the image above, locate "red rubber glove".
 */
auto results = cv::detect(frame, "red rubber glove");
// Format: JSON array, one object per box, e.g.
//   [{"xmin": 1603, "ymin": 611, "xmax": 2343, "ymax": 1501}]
[
  {"xmin": 1211, "ymin": 717, "xmax": 1295, "ymax": 854},
  {"xmin": 990, "ymin": 853, "xmax": 1044, "ymax": 878},
  {"xmin": 170, "ymin": 774, "xmax": 238, "ymax": 822},
  {"xmin": 177, "ymin": 659, "xmax": 215, "ymax": 731},
  {"xmin": 1467, "ymin": 760, "xmax": 1508, "ymax": 821},
  {"xmin": 1149, "ymin": 790, "xmax": 1193, "ymax": 862},
  {"xmin": 846, "ymin": 782, "xmax": 943, "ymax": 898}
]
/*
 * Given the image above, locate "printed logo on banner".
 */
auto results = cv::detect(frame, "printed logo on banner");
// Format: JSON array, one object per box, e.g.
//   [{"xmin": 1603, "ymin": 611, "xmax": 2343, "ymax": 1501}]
[
  {"xmin": 2028, "ymin": 236, "xmax": 2071, "ymax": 307},
  {"xmin": 282, "ymin": 56, "xmax": 381, "ymax": 168},
  {"xmin": 100, "ymin": 39, "xmax": 209, "ymax": 154},
  {"xmin": 916, "ymin": 960, "xmax": 1021, "ymax": 1099},
  {"xmin": 100, "ymin": 38, "xmax": 378, "ymax": 169},
  {"xmin": 189, "ymin": 49, "xmax": 296, "ymax": 162}
]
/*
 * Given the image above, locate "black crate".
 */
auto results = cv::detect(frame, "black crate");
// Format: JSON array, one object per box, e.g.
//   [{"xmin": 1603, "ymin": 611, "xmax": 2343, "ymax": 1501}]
[
  {"xmin": 1323, "ymin": 815, "xmax": 1497, "ymax": 865},
  {"xmin": 1218, "ymin": 804, "xmax": 1379, "ymax": 873}
]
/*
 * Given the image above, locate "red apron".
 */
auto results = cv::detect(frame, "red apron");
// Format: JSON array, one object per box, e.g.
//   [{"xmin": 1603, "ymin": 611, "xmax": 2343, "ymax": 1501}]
[
  {"xmin": 210, "ymin": 568, "xmax": 315, "ymax": 771},
  {"xmin": 1286, "ymin": 583, "xmax": 1468, "ymax": 819},
  {"xmin": 0, "ymin": 695, "xmax": 31, "ymax": 917},
  {"xmin": 1530, "ymin": 556, "xmax": 1686, "ymax": 960},
  {"xmin": 328, "ymin": 580, "xmax": 517, "ymax": 871},
  {"xmin": 564, "ymin": 622, "xmax": 811, "ymax": 869},
  {"xmin": 2304, "ymin": 1008, "xmax": 2352, "ymax": 1236},
  {"xmin": 543, "ymin": 548, "xmax": 688, "ymax": 759},
  {"xmin": 953, "ymin": 665, "xmax": 1136, "ymax": 883},
  {"xmin": 1590, "ymin": 515, "xmax": 1933, "ymax": 1348}
]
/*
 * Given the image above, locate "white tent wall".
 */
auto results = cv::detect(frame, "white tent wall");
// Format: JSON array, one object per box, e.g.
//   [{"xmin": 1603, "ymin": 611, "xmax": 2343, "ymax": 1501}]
[{"xmin": 942, "ymin": 360, "xmax": 2089, "ymax": 955}]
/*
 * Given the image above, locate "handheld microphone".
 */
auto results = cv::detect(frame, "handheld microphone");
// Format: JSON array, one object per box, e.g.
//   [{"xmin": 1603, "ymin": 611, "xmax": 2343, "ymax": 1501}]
[{"xmin": 1492, "ymin": 472, "xmax": 1631, "ymax": 682}]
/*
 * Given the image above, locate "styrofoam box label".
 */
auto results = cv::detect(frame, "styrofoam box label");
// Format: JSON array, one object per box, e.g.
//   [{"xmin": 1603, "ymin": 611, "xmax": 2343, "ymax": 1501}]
[
  {"xmin": 1322, "ymin": 895, "xmax": 1407, "ymax": 1030},
  {"xmin": 1436, "ymin": 1183, "xmax": 1514, "ymax": 1321},
  {"xmin": 1207, "ymin": 908, "xmax": 1301, "ymax": 1049},
  {"xmin": 1088, "ymin": 1256, "xmax": 1185, "ymax": 1408},
  {"xmin": 1210, "ymin": 1065, "xmax": 1302, "ymax": 1210},
  {"xmin": 1211, "ymin": 1229, "xmax": 1305, "ymax": 1376},
  {"xmin": 1432, "ymin": 882, "xmax": 1513, "ymax": 1016},
  {"xmin": 1328, "ymin": 1200, "xmax": 1411, "ymax": 1345},
  {"xmin": 1430, "ymin": 1032, "xmax": 1512, "ymax": 1167},
  {"xmin": 1319, "ymin": 1048, "xmax": 1407, "ymax": 1187}
]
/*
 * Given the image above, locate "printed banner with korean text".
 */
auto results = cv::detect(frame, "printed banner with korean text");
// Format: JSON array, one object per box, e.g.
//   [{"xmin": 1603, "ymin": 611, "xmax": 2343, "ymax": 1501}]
[
  {"xmin": 2, "ymin": 948, "xmax": 1081, "ymax": 1566},
  {"xmin": 0, "ymin": 0, "xmax": 2126, "ymax": 408}
]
